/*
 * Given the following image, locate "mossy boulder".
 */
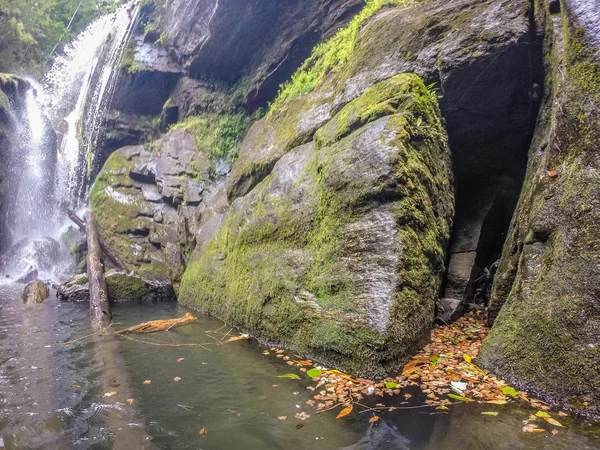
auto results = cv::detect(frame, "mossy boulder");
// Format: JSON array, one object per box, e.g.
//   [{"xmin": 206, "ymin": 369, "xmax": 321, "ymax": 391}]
[
  {"xmin": 180, "ymin": 73, "xmax": 454, "ymax": 376},
  {"xmin": 479, "ymin": 0, "xmax": 600, "ymax": 416},
  {"xmin": 227, "ymin": 0, "xmax": 534, "ymax": 201},
  {"xmin": 22, "ymin": 280, "xmax": 49, "ymax": 305},
  {"xmin": 57, "ymin": 271, "xmax": 176, "ymax": 303}
]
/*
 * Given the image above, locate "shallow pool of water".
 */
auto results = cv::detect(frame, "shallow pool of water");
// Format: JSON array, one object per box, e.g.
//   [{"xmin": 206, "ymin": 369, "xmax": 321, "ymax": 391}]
[{"xmin": 1, "ymin": 284, "xmax": 600, "ymax": 449}]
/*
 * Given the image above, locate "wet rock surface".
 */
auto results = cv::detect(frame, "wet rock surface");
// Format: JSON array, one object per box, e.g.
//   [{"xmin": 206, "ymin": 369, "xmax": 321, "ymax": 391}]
[
  {"xmin": 479, "ymin": 0, "xmax": 600, "ymax": 416},
  {"xmin": 22, "ymin": 280, "xmax": 49, "ymax": 305},
  {"xmin": 57, "ymin": 270, "xmax": 176, "ymax": 303},
  {"xmin": 90, "ymin": 129, "xmax": 221, "ymax": 280}
]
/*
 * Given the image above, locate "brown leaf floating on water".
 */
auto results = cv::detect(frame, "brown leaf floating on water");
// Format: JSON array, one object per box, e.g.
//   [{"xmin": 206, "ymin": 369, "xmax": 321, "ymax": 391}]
[{"xmin": 199, "ymin": 427, "xmax": 207, "ymax": 438}]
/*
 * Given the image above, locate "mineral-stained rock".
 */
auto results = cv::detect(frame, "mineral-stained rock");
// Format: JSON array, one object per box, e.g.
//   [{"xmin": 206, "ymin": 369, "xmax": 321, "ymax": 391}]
[
  {"xmin": 57, "ymin": 271, "xmax": 176, "ymax": 303},
  {"xmin": 22, "ymin": 280, "xmax": 49, "ymax": 305},
  {"xmin": 479, "ymin": 0, "xmax": 600, "ymax": 416},
  {"xmin": 180, "ymin": 74, "xmax": 454, "ymax": 377}
]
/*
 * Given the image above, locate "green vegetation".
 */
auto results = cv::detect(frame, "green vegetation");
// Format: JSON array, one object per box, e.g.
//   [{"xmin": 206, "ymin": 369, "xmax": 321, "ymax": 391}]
[
  {"xmin": 171, "ymin": 112, "xmax": 251, "ymax": 162},
  {"xmin": 0, "ymin": 0, "xmax": 124, "ymax": 75},
  {"xmin": 154, "ymin": 32, "xmax": 167, "ymax": 46},
  {"xmin": 270, "ymin": 0, "xmax": 410, "ymax": 111}
]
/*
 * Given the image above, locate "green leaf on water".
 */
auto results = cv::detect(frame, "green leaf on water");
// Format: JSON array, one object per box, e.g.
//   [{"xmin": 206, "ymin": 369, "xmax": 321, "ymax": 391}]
[
  {"xmin": 278, "ymin": 373, "xmax": 300, "ymax": 379},
  {"xmin": 385, "ymin": 382, "xmax": 399, "ymax": 389},
  {"xmin": 448, "ymin": 393, "xmax": 468, "ymax": 402},
  {"xmin": 535, "ymin": 411, "xmax": 551, "ymax": 418},
  {"xmin": 481, "ymin": 411, "xmax": 499, "ymax": 416},
  {"xmin": 501, "ymin": 386, "xmax": 518, "ymax": 397},
  {"xmin": 306, "ymin": 368, "xmax": 322, "ymax": 379}
]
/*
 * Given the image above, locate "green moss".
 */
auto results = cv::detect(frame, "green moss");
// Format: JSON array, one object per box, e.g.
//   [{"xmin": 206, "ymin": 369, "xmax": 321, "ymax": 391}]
[
  {"xmin": 106, "ymin": 273, "xmax": 153, "ymax": 301},
  {"xmin": 270, "ymin": 0, "xmax": 412, "ymax": 111},
  {"xmin": 181, "ymin": 74, "xmax": 453, "ymax": 376},
  {"xmin": 170, "ymin": 112, "xmax": 251, "ymax": 163},
  {"xmin": 154, "ymin": 32, "xmax": 168, "ymax": 46}
]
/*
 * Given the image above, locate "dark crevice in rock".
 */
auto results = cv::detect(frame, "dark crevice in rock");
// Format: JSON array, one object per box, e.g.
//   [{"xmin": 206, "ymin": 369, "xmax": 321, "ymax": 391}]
[{"xmin": 441, "ymin": 5, "xmax": 545, "ymax": 311}]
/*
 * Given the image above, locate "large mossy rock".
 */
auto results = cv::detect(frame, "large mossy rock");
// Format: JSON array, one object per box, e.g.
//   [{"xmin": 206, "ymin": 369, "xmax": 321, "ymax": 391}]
[
  {"xmin": 180, "ymin": 73, "xmax": 454, "ymax": 376},
  {"xmin": 479, "ymin": 0, "xmax": 600, "ymax": 415}
]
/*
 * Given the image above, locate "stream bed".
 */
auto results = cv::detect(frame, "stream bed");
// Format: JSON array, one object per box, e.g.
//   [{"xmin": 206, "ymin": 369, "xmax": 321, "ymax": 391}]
[{"xmin": 1, "ymin": 284, "xmax": 600, "ymax": 450}]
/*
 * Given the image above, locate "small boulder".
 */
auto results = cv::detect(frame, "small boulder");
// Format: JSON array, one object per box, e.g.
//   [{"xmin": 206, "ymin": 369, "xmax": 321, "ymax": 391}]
[
  {"xmin": 435, "ymin": 298, "xmax": 463, "ymax": 324},
  {"xmin": 22, "ymin": 280, "xmax": 49, "ymax": 305}
]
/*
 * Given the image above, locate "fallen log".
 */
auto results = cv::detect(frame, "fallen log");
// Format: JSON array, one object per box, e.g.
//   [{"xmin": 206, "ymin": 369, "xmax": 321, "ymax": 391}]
[
  {"xmin": 87, "ymin": 213, "xmax": 112, "ymax": 330},
  {"xmin": 116, "ymin": 313, "xmax": 196, "ymax": 335},
  {"xmin": 68, "ymin": 209, "xmax": 128, "ymax": 271}
]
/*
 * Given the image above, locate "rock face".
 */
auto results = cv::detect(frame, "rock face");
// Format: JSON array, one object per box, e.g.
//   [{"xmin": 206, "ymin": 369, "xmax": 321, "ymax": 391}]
[
  {"xmin": 180, "ymin": 74, "xmax": 454, "ymax": 376},
  {"xmin": 57, "ymin": 271, "xmax": 176, "ymax": 303},
  {"xmin": 479, "ymin": 0, "xmax": 600, "ymax": 416},
  {"xmin": 153, "ymin": 0, "xmax": 365, "ymax": 108},
  {"xmin": 22, "ymin": 280, "xmax": 49, "ymax": 305},
  {"xmin": 90, "ymin": 129, "xmax": 214, "ymax": 279}
]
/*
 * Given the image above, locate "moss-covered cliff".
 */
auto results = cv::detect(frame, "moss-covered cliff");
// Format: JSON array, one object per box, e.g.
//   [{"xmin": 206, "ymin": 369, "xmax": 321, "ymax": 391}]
[{"xmin": 479, "ymin": 0, "xmax": 600, "ymax": 416}]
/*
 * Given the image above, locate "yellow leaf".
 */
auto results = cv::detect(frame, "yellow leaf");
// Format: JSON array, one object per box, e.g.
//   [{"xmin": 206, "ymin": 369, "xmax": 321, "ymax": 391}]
[
  {"xmin": 464, "ymin": 354, "xmax": 472, "ymax": 363},
  {"xmin": 485, "ymin": 399, "xmax": 508, "ymax": 405},
  {"xmin": 336, "ymin": 404, "xmax": 354, "ymax": 419},
  {"xmin": 436, "ymin": 405, "xmax": 449, "ymax": 410},
  {"xmin": 143, "ymin": 380, "xmax": 151, "ymax": 385},
  {"xmin": 127, "ymin": 398, "xmax": 134, "ymax": 405},
  {"xmin": 535, "ymin": 411, "xmax": 551, "ymax": 418},
  {"xmin": 544, "ymin": 417, "xmax": 564, "ymax": 427},
  {"xmin": 199, "ymin": 427, "xmax": 207, "ymax": 438},
  {"xmin": 369, "ymin": 415, "xmax": 380, "ymax": 423}
]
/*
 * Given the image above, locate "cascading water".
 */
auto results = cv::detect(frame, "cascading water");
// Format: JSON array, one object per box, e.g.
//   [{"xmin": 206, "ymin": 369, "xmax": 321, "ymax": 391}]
[{"xmin": 0, "ymin": 1, "xmax": 140, "ymax": 284}]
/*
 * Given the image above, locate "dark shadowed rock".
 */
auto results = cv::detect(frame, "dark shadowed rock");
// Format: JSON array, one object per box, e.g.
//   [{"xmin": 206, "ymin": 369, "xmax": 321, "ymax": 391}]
[{"xmin": 22, "ymin": 280, "xmax": 49, "ymax": 305}]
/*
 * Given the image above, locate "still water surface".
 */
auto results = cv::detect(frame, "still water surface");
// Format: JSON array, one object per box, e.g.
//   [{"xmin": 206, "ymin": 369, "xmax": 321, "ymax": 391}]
[{"xmin": 1, "ymin": 285, "xmax": 600, "ymax": 449}]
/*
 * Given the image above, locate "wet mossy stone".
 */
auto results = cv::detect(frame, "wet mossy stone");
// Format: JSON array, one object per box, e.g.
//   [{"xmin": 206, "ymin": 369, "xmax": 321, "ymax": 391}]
[
  {"xmin": 57, "ymin": 271, "xmax": 176, "ymax": 303},
  {"xmin": 479, "ymin": 2, "xmax": 600, "ymax": 416},
  {"xmin": 22, "ymin": 280, "xmax": 49, "ymax": 305},
  {"xmin": 180, "ymin": 73, "xmax": 454, "ymax": 377}
]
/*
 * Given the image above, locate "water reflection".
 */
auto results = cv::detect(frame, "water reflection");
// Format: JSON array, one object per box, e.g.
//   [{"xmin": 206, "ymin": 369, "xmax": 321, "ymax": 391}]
[{"xmin": 1, "ymin": 285, "xmax": 600, "ymax": 450}]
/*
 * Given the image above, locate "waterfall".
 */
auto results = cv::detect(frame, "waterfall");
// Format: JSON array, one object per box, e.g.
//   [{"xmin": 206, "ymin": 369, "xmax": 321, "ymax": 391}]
[{"xmin": 0, "ymin": 1, "xmax": 140, "ymax": 283}]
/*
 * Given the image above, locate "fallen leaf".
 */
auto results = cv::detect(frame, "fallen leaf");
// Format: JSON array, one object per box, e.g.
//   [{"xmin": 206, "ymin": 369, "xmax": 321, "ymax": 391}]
[
  {"xmin": 278, "ymin": 416, "xmax": 287, "ymax": 421},
  {"xmin": 448, "ymin": 393, "xmax": 472, "ymax": 402},
  {"xmin": 552, "ymin": 429, "xmax": 559, "ymax": 435},
  {"xmin": 544, "ymin": 417, "xmax": 564, "ymax": 427},
  {"xmin": 385, "ymin": 381, "xmax": 399, "ymax": 389},
  {"xmin": 295, "ymin": 412, "xmax": 311, "ymax": 420},
  {"xmin": 74, "ymin": 384, "xmax": 81, "ymax": 389},
  {"xmin": 548, "ymin": 170, "xmax": 558, "ymax": 178},
  {"xmin": 481, "ymin": 411, "xmax": 498, "ymax": 416},
  {"xmin": 558, "ymin": 411, "xmax": 568, "ymax": 417},
  {"xmin": 535, "ymin": 411, "xmax": 551, "ymax": 418},
  {"xmin": 464, "ymin": 354, "xmax": 472, "ymax": 363},
  {"xmin": 104, "ymin": 391, "xmax": 117, "ymax": 397},
  {"xmin": 127, "ymin": 398, "xmax": 134, "ymax": 405},
  {"xmin": 173, "ymin": 377, "xmax": 181, "ymax": 382},
  {"xmin": 336, "ymin": 404, "xmax": 353, "ymax": 419},
  {"xmin": 306, "ymin": 368, "xmax": 322, "ymax": 379},
  {"xmin": 296, "ymin": 424, "xmax": 304, "ymax": 430},
  {"xmin": 436, "ymin": 405, "xmax": 449, "ymax": 410},
  {"xmin": 369, "ymin": 416, "xmax": 380, "ymax": 423},
  {"xmin": 523, "ymin": 424, "xmax": 538, "ymax": 433},
  {"xmin": 199, "ymin": 428, "xmax": 207, "ymax": 438},
  {"xmin": 485, "ymin": 399, "xmax": 508, "ymax": 405},
  {"xmin": 272, "ymin": 384, "xmax": 278, "ymax": 388},
  {"xmin": 177, "ymin": 358, "xmax": 184, "ymax": 363},
  {"xmin": 278, "ymin": 373, "xmax": 300, "ymax": 380},
  {"xmin": 501, "ymin": 386, "xmax": 518, "ymax": 397},
  {"xmin": 143, "ymin": 380, "xmax": 151, "ymax": 385}
]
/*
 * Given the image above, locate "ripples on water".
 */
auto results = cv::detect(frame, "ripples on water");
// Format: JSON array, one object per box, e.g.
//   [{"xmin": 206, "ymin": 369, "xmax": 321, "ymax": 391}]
[{"xmin": 1, "ymin": 284, "xmax": 600, "ymax": 450}]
